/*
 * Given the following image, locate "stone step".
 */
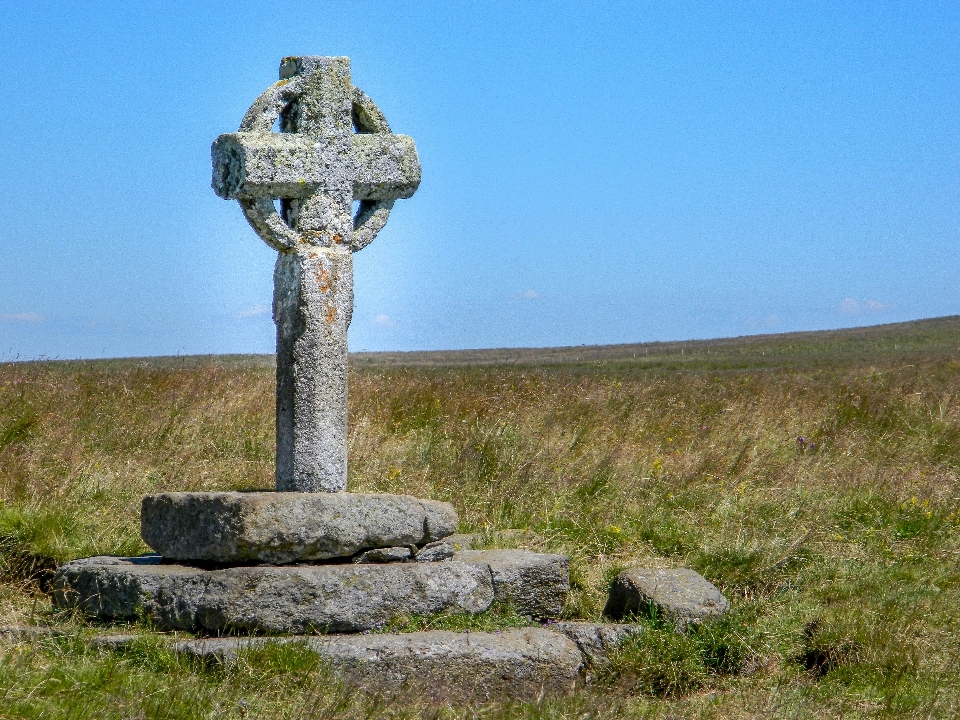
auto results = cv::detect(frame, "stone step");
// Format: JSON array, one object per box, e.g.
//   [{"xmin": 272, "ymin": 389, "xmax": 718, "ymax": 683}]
[
  {"xmin": 52, "ymin": 555, "xmax": 492, "ymax": 634},
  {"xmin": 140, "ymin": 491, "xmax": 457, "ymax": 564},
  {"xmin": 174, "ymin": 628, "xmax": 582, "ymax": 701}
]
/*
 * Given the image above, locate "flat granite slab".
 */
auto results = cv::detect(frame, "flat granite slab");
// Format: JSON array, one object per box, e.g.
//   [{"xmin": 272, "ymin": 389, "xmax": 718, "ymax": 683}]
[
  {"xmin": 141, "ymin": 492, "xmax": 457, "ymax": 564},
  {"xmin": 52, "ymin": 555, "xmax": 492, "ymax": 634},
  {"xmin": 175, "ymin": 628, "xmax": 582, "ymax": 701}
]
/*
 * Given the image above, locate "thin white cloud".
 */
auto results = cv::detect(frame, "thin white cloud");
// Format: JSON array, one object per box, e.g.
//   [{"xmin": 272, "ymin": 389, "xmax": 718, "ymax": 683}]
[
  {"xmin": 837, "ymin": 298, "xmax": 893, "ymax": 316},
  {"xmin": 522, "ymin": 289, "xmax": 540, "ymax": 299},
  {"xmin": 0, "ymin": 312, "xmax": 44, "ymax": 323},
  {"xmin": 863, "ymin": 299, "xmax": 892, "ymax": 312},
  {"xmin": 234, "ymin": 304, "xmax": 270, "ymax": 319},
  {"xmin": 837, "ymin": 298, "xmax": 860, "ymax": 315},
  {"xmin": 373, "ymin": 314, "xmax": 394, "ymax": 327}
]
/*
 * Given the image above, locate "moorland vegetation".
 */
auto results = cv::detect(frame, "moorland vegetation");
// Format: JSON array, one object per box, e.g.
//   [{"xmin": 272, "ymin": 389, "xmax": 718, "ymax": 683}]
[{"xmin": 1, "ymin": 316, "xmax": 959, "ymax": 718}]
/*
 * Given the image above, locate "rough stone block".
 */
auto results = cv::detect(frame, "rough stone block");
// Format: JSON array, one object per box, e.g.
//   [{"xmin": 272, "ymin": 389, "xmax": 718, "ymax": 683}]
[
  {"xmin": 603, "ymin": 568, "xmax": 729, "ymax": 628},
  {"xmin": 52, "ymin": 555, "xmax": 492, "ymax": 634},
  {"xmin": 455, "ymin": 549, "xmax": 569, "ymax": 619},
  {"xmin": 141, "ymin": 492, "xmax": 457, "ymax": 564},
  {"xmin": 354, "ymin": 546, "xmax": 411, "ymax": 563},
  {"xmin": 549, "ymin": 622, "xmax": 642, "ymax": 666},
  {"xmin": 414, "ymin": 540, "xmax": 454, "ymax": 562},
  {"xmin": 175, "ymin": 628, "xmax": 582, "ymax": 701}
]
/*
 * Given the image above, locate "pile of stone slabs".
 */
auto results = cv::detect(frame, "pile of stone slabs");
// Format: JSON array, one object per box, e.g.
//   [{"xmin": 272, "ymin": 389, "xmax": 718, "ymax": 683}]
[{"xmin": 52, "ymin": 491, "xmax": 572, "ymax": 635}]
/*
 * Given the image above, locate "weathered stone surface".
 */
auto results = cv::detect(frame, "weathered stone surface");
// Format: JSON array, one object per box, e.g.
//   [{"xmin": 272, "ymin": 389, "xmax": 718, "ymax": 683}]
[
  {"xmin": 415, "ymin": 540, "xmax": 454, "ymax": 562},
  {"xmin": 603, "ymin": 568, "xmax": 729, "ymax": 628},
  {"xmin": 175, "ymin": 628, "xmax": 581, "ymax": 701},
  {"xmin": 141, "ymin": 492, "xmax": 456, "ymax": 564},
  {"xmin": 354, "ymin": 546, "xmax": 412, "ymax": 563},
  {"xmin": 212, "ymin": 56, "xmax": 420, "ymax": 493},
  {"xmin": 213, "ymin": 133, "xmax": 419, "ymax": 204},
  {"xmin": 52, "ymin": 555, "xmax": 493, "ymax": 634},
  {"xmin": 273, "ymin": 246, "xmax": 353, "ymax": 493},
  {"xmin": 549, "ymin": 622, "xmax": 642, "ymax": 665},
  {"xmin": 455, "ymin": 550, "xmax": 569, "ymax": 619},
  {"xmin": 90, "ymin": 634, "xmax": 141, "ymax": 649}
]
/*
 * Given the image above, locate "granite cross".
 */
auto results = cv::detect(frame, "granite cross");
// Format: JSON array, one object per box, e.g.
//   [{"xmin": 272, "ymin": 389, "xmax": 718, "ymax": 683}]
[{"xmin": 211, "ymin": 56, "xmax": 420, "ymax": 492}]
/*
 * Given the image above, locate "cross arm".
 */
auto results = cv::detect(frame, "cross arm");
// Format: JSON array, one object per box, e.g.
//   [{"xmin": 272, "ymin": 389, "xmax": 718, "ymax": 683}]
[
  {"xmin": 211, "ymin": 132, "xmax": 329, "ymax": 201},
  {"xmin": 351, "ymin": 134, "xmax": 421, "ymax": 200},
  {"xmin": 212, "ymin": 132, "xmax": 420, "ymax": 203}
]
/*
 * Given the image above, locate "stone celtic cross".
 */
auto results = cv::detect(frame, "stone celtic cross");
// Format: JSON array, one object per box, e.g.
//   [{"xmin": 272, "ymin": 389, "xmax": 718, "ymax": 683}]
[{"xmin": 212, "ymin": 56, "xmax": 420, "ymax": 492}]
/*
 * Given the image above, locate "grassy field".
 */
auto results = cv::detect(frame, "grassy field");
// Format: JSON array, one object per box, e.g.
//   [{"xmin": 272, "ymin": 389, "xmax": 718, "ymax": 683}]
[{"xmin": 1, "ymin": 316, "xmax": 960, "ymax": 718}]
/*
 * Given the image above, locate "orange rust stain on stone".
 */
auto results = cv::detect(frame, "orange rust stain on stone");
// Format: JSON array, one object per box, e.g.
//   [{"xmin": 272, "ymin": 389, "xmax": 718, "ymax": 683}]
[
  {"xmin": 325, "ymin": 304, "xmax": 337, "ymax": 324},
  {"xmin": 314, "ymin": 265, "xmax": 332, "ymax": 293}
]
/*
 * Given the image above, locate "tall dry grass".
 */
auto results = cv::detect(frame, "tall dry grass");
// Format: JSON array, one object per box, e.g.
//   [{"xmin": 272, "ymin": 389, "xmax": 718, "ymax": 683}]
[{"xmin": 1, "ymin": 320, "xmax": 960, "ymax": 717}]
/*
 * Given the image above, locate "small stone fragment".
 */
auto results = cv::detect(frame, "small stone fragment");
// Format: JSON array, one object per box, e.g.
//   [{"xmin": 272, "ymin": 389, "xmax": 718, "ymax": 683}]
[
  {"xmin": 603, "ymin": 568, "xmax": 729, "ymax": 628},
  {"xmin": 174, "ymin": 628, "xmax": 581, "ymax": 701},
  {"xmin": 415, "ymin": 540, "xmax": 454, "ymax": 562},
  {"xmin": 455, "ymin": 549, "xmax": 569, "ymax": 619},
  {"xmin": 354, "ymin": 546, "xmax": 412, "ymax": 563},
  {"xmin": 52, "ymin": 555, "xmax": 493, "ymax": 634}
]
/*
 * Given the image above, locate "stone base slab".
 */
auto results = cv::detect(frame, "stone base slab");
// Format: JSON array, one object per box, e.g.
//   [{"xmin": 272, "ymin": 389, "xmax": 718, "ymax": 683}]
[
  {"xmin": 52, "ymin": 555, "xmax": 492, "ymax": 634},
  {"xmin": 454, "ymin": 549, "xmax": 569, "ymax": 619},
  {"xmin": 141, "ymin": 491, "xmax": 457, "ymax": 564},
  {"xmin": 175, "ymin": 628, "xmax": 582, "ymax": 701}
]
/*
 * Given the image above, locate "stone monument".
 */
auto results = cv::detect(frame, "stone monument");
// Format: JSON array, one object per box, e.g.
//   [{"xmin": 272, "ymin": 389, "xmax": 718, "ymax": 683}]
[
  {"xmin": 211, "ymin": 55, "xmax": 420, "ymax": 493},
  {"xmin": 51, "ymin": 57, "xmax": 579, "ymax": 699}
]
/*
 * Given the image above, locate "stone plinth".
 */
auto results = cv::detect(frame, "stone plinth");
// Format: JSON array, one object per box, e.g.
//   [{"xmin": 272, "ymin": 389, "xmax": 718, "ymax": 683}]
[
  {"xmin": 141, "ymin": 492, "xmax": 456, "ymax": 564},
  {"xmin": 175, "ymin": 629, "xmax": 582, "ymax": 701},
  {"xmin": 52, "ymin": 555, "xmax": 491, "ymax": 634}
]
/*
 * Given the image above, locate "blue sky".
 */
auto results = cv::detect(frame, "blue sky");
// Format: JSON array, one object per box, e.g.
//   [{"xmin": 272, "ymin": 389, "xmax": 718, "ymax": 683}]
[{"xmin": 1, "ymin": 2, "xmax": 958, "ymax": 359}]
